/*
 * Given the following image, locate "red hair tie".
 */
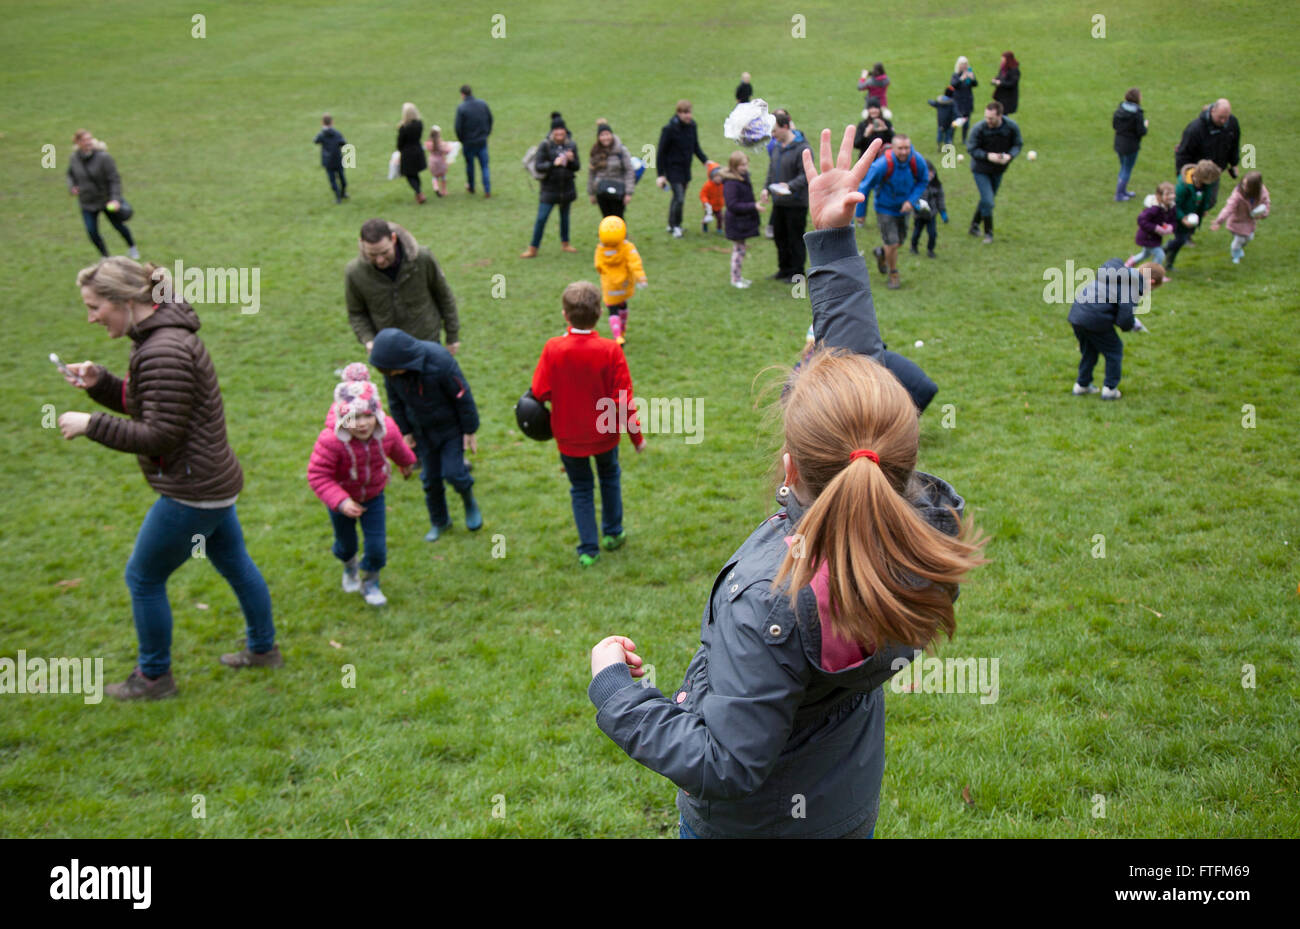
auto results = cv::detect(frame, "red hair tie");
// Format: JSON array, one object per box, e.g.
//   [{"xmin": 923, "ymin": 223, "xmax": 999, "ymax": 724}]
[{"xmin": 849, "ymin": 449, "xmax": 880, "ymax": 465}]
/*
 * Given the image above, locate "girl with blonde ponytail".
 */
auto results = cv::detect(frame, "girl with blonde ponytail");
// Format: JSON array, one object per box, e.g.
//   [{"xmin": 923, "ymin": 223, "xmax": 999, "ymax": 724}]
[{"xmin": 588, "ymin": 128, "xmax": 986, "ymax": 838}]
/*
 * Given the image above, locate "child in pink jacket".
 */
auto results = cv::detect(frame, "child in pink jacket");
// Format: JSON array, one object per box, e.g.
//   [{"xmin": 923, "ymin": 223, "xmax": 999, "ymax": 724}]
[
  {"xmin": 308, "ymin": 363, "xmax": 417, "ymax": 606},
  {"xmin": 1210, "ymin": 170, "xmax": 1270, "ymax": 264}
]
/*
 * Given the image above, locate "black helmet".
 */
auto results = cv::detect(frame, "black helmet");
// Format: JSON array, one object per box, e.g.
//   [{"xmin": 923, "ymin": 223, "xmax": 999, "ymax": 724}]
[{"xmin": 514, "ymin": 389, "xmax": 552, "ymax": 440}]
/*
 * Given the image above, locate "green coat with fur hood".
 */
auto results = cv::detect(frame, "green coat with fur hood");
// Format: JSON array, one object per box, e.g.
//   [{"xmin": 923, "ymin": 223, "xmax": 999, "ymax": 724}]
[{"xmin": 344, "ymin": 223, "xmax": 460, "ymax": 347}]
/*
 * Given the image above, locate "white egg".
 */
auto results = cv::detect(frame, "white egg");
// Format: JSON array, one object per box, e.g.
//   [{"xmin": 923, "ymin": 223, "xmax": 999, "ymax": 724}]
[{"xmin": 914, "ymin": 340, "xmax": 924, "ymax": 348}]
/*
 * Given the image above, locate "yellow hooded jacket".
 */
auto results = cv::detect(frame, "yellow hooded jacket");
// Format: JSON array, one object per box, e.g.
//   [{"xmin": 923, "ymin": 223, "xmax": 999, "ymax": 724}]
[{"xmin": 594, "ymin": 240, "xmax": 647, "ymax": 307}]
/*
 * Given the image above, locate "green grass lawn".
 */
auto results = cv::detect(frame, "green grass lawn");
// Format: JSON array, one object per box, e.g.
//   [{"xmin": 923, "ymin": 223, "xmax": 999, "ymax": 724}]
[{"xmin": 1, "ymin": 0, "xmax": 1297, "ymax": 837}]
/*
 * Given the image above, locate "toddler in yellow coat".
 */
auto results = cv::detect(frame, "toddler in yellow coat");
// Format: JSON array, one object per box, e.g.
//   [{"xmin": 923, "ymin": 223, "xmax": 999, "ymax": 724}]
[{"xmin": 594, "ymin": 216, "xmax": 647, "ymax": 345}]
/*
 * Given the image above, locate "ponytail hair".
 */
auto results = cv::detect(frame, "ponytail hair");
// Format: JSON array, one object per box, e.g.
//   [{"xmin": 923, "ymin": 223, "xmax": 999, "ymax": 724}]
[
  {"xmin": 773, "ymin": 350, "xmax": 987, "ymax": 649},
  {"xmin": 76, "ymin": 256, "xmax": 170, "ymax": 306}
]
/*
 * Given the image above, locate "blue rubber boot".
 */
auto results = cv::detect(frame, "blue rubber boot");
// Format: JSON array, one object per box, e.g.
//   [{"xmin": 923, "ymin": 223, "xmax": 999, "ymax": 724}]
[{"xmin": 461, "ymin": 490, "xmax": 483, "ymax": 531}]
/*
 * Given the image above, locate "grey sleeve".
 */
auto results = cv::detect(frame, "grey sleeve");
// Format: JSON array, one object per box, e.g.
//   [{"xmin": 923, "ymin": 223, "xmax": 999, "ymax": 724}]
[
  {"xmin": 806, "ymin": 226, "xmax": 885, "ymax": 360},
  {"xmin": 588, "ymin": 594, "xmax": 807, "ymax": 802}
]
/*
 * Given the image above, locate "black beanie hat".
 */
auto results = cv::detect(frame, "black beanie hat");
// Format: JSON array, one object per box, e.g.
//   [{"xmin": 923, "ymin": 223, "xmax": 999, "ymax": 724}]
[
  {"xmin": 595, "ymin": 120, "xmax": 612, "ymax": 136},
  {"xmin": 550, "ymin": 111, "xmax": 567, "ymax": 131}
]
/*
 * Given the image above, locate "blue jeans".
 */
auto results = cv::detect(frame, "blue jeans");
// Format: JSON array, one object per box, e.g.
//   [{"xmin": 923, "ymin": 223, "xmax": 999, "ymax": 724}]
[
  {"xmin": 417, "ymin": 431, "xmax": 473, "ymax": 528},
  {"xmin": 1073, "ymin": 324, "xmax": 1124, "ymax": 389},
  {"xmin": 937, "ymin": 126, "xmax": 954, "ymax": 147},
  {"xmin": 126, "ymin": 496, "xmax": 274, "ymax": 677},
  {"xmin": 463, "ymin": 143, "xmax": 490, "ymax": 193},
  {"xmin": 324, "ymin": 164, "xmax": 346, "ymax": 199},
  {"xmin": 678, "ymin": 815, "xmax": 874, "ymax": 838},
  {"xmin": 531, "ymin": 200, "xmax": 571, "ymax": 248},
  {"xmin": 327, "ymin": 491, "xmax": 386, "ymax": 572},
  {"xmin": 81, "ymin": 208, "xmax": 134, "ymax": 257},
  {"xmin": 668, "ymin": 181, "xmax": 687, "ymax": 229},
  {"xmin": 1116, "ymin": 151, "xmax": 1138, "ymax": 192},
  {"xmin": 972, "ymin": 171, "xmax": 1003, "ymax": 217},
  {"xmin": 1129, "ymin": 245, "xmax": 1166, "ymax": 266},
  {"xmin": 559, "ymin": 448, "xmax": 622, "ymax": 557},
  {"xmin": 911, "ymin": 215, "xmax": 938, "ymax": 250}
]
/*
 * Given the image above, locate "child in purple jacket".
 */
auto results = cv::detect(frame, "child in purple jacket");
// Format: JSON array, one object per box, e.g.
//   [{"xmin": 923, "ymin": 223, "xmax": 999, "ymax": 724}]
[{"xmin": 1126, "ymin": 182, "xmax": 1176, "ymax": 267}]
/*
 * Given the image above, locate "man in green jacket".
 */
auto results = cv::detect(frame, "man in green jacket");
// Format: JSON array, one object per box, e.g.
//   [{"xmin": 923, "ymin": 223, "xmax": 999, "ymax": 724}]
[{"xmin": 345, "ymin": 219, "xmax": 461, "ymax": 354}]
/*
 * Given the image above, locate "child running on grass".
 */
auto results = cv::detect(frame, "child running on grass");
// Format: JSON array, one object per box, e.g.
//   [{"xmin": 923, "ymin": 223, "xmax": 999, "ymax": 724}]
[
  {"xmin": 594, "ymin": 216, "xmax": 647, "ymax": 345},
  {"xmin": 368, "ymin": 327, "xmax": 482, "ymax": 542},
  {"xmin": 308, "ymin": 364, "xmax": 416, "ymax": 606},
  {"xmin": 1127, "ymin": 182, "xmax": 1176, "ymax": 267},
  {"xmin": 1209, "ymin": 170, "xmax": 1270, "ymax": 264},
  {"xmin": 530, "ymin": 281, "xmax": 646, "ymax": 565},
  {"xmin": 1068, "ymin": 259, "xmax": 1163, "ymax": 400},
  {"xmin": 587, "ymin": 128, "xmax": 986, "ymax": 838}
]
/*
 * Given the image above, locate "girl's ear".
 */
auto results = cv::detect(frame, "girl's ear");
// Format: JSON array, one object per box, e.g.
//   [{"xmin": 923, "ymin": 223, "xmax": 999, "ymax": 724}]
[{"xmin": 782, "ymin": 451, "xmax": 798, "ymax": 489}]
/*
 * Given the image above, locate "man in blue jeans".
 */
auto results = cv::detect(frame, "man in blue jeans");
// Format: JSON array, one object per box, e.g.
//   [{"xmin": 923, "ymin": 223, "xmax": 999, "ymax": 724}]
[
  {"xmin": 964, "ymin": 100, "xmax": 1022, "ymax": 244},
  {"xmin": 455, "ymin": 84, "xmax": 494, "ymax": 198}
]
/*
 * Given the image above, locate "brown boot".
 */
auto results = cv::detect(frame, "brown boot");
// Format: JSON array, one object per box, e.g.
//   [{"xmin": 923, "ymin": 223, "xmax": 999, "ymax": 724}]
[
  {"xmin": 560, "ymin": 242, "xmax": 578, "ymax": 253},
  {"xmin": 416, "ymin": 191, "xmax": 427, "ymax": 204},
  {"xmin": 220, "ymin": 644, "xmax": 285, "ymax": 669},
  {"xmin": 105, "ymin": 668, "xmax": 178, "ymax": 701},
  {"xmin": 519, "ymin": 246, "xmax": 538, "ymax": 258},
  {"xmin": 887, "ymin": 271, "xmax": 901, "ymax": 289}
]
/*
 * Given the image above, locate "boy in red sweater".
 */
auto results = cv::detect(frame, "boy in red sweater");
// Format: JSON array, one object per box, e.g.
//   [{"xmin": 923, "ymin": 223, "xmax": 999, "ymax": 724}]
[{"xmin": 531, "ymin": 281, "xmax": 647, "ymax": 566}]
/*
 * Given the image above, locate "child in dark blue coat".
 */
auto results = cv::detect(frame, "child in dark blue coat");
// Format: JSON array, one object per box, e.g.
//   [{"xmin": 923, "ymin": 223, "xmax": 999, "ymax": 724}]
[
  {"xmin": 1067, "ymin": 259, "xmax": 1164, "ymax": 400},
  {"xmin": 909, "ymin": 164, "xmax": 948, "ymax": 257},
  {"xmin": 928, "ymin": 87, "xmax": 957, "ymax": 150},
  {"xmin": 314, "ymin": 114, "xmax": 348, "ymax": 203},
  {"xmin": 369, "ymin": 327, "xmax": 482, "ymax": 539}
]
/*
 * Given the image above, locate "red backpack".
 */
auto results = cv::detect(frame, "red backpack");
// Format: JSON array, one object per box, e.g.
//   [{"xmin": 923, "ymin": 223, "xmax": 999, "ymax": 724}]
[{"xmin": 882, "ymin": 149, "xmax": 922, "ymax": 182}]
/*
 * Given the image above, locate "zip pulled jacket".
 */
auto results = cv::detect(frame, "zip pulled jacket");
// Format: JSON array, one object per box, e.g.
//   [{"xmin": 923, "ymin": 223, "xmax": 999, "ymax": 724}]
[
  {"xmin": 369, "ymin": 328, "xmax": 479, "ymax": 442},
  {"xmin": 588, "ymin": 226, "xmax": 966, "ymax": 837},
  {"xmin": 84, "ymin": 302, "xmax": 243, "ymax": 502},
  {"xmin": 345, "ymin": 223, "xmax": 460, "ymax": 347},
  {"xmin": 66, "ymin": 149, "xmax": 123, "ymax": 212}
]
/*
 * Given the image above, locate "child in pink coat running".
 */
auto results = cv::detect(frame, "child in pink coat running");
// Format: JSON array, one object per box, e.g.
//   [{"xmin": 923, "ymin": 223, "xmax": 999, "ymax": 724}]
[
  {"xmin": 1209, "ymin": 170, "xmax": 1270, "ymax": 264},
  {"xmin": 308, "ymin": 363, "xmax": 417, "ymax": 606}
]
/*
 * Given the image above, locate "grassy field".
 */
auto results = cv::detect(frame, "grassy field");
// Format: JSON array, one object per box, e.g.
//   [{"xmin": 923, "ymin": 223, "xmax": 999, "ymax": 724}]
[{"xmin": 1, "ymin": 0, "xmax": 1297, "ymax": 837}]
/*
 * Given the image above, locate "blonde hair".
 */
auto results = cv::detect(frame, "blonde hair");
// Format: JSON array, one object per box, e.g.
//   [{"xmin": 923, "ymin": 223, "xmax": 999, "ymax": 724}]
[
  {"xmin": 401, "ymin": 102, "xmax": 421, "ymax": 125},
  {"xmin": 954, "ymin": 55, "xmax": 969, "ymax": 73},
  {"xmin": 773, "ymin": 350, "xmax": 987, "ymax": 649},
  {"xmin": 77, "ymin": 257, "xmax": 169, "ymax": 305},
  {"xmin": 719, "ymin": 150, "xmax": 749, "ymax": 181},
  {"xmin": 1155, "ymin": 181, "xmax": 1175, "ymax": 198}
]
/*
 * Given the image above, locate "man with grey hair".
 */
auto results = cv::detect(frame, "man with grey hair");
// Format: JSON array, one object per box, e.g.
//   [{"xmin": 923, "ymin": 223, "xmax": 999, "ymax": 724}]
[{"xmin": 1175, "ymin": 98, "xmax": 1241, "ymax": 238}]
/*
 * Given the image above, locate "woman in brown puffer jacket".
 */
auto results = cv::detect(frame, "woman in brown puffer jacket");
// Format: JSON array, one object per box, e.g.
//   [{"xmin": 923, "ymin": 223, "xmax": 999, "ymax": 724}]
[{"xmin": 57, "ymin": 257, "xmax": 281, "ymax": 700}]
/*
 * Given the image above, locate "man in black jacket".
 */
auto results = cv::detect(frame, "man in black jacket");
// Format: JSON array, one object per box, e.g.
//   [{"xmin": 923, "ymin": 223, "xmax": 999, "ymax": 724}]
[
  {"xmin": 454, "ymin": 85, "xmax": 494, "ymax": 198},
  {"xmin": 655, "ymin": 100, "xmax": 709, "ymax": 238},
  {"xmin": 761, "ymin": 113, "xmax": 812, "ymax": 281},
  {"xmin": 1175, "ymin": 98, "xmax": 1240, "ymax": 235}
]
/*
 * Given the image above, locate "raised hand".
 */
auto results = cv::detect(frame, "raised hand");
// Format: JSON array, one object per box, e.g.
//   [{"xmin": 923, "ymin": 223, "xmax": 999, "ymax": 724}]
[{"xmin": 802, "ymin": 127, "xmax": 882, "ymax": 230}]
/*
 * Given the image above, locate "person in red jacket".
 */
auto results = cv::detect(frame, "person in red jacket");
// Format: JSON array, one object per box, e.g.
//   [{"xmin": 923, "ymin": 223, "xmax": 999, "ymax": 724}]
[
  {"xmin": 530, "ymin": 281, "xmax": 647, "ymax": 565},
  {"xmin": 307, "ymin": 364, "xmax": 416, "ymax": 605}
]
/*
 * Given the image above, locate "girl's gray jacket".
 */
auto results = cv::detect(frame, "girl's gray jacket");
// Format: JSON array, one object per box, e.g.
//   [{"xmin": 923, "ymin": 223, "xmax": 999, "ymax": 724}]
[{"xmin": 588, "ymin": 226, "xmax": 967, "ymax": 837}]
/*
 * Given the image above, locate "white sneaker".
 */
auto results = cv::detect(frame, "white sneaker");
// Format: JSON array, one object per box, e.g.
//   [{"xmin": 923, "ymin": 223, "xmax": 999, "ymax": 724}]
[
  {"xmin": 361, "ymin": 575, "xmax": 387, "ymax": 606},
  {"xmin": 1101, "ymin": 387, "xmax": 1122, "ymax": 400},
  {"xmin": 341, "ymin": 557, "xmax": 361, "ymax": 593},
  {"xmin": 671, "ymin": 226, "xmax": 684, "ymax": 238},
  {"xmin": 128, "ymin": 246, "xmax": 140, "ymax": 260},
  {"xmin": 731, "ymin": 278, "xmax": 752, "ymax": 288},
  {"xmin": 1072, "ymin": 384, "xmax": 1100, "ymax": 396}
]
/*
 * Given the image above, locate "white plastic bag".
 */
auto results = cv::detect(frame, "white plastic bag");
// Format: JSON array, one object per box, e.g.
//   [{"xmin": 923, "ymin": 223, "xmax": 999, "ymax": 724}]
[
  {"xmin": 387, "ymin": 151, "xmax": 400, "ymax": 180},
  {"xmin": 724, "ymin": 98, "xmax": 777, "ymax": 147}
]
